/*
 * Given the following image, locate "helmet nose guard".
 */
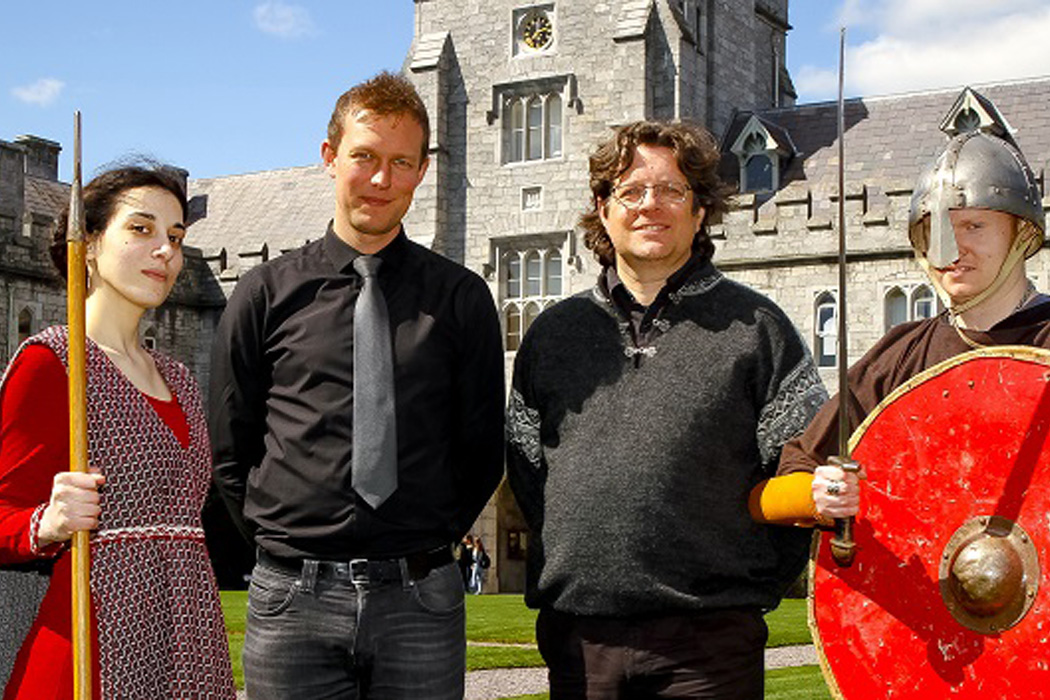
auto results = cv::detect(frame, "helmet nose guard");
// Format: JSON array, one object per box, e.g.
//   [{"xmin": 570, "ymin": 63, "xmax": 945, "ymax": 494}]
[{"xmin": 909, "ymin": 132, "xmax": 1045, "ymax": 268}]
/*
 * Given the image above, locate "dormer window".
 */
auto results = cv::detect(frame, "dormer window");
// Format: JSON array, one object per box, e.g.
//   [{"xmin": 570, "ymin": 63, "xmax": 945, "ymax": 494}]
[
  {"xmin": 939, "ymin": 87, "xmax": 1014, "ymax": 139},
  {"xmin": 742, "ymin": 133, "xmax": 773, "ymax": 192},
  {"xmin": 953, "ymin": 108, "xmax": 981, "ymax": 134},
  {"xmin": 729, "ymin": 115, "xmax": 793, "ymax": 194}
]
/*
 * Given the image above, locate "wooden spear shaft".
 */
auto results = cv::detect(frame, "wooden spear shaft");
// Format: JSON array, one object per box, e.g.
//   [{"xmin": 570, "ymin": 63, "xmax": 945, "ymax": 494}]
[{"xmin": 66, "ymin": 110, "xmax": 93, "ymax": 700}]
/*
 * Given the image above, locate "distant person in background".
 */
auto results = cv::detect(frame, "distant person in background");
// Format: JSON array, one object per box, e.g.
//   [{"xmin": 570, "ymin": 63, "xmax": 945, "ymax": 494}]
[
  {"xmin": 457, "ymin": 534, "xmax": 475, "ymax": 590},
  {"xmin": 0, "ymin": 163, "xmax": 235, "ymax": 699},
  {"xmin": 470, "ymin": 537, "xmax": 490, "ymax": 594}
]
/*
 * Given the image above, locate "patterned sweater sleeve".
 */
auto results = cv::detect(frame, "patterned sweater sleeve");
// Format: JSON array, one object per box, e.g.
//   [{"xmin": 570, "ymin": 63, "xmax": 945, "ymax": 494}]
[
  {"xmin": 777, "ymin": 320, "xmax": 923, "ymax": 475},
  {"xmin": 505, "ymin": 334, "xmax": 547, "ymax": 533},
  {"xmin": 0, "ymin": 345, "xmax": 70, "ymax": 563},
  {"xmin": 754, "ymin": 308, "xmax": 829, "ymax": 474}
]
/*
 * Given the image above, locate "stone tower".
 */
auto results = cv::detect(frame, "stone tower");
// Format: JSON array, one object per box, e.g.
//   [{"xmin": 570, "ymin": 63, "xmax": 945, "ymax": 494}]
[{"xmin": 404, "ymin": 0, "xmax": 792, "ymax": 332}]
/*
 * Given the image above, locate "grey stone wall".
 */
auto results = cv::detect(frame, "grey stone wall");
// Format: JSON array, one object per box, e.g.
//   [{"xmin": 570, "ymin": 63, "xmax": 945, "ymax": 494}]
[{"xmin": 0, "ymin": 142, "xmax": 27, "ymax": 243}]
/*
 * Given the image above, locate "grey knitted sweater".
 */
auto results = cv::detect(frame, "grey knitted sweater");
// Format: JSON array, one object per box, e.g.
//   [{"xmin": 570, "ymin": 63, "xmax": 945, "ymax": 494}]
[{"xmin": 507, "ymin": 260, "xmax": 827, "ymax": 616}]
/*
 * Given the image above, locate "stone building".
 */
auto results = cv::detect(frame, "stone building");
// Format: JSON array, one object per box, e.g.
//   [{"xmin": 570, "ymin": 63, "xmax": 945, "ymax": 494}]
[
  {"xmin": 0, "ymin": 135, "xmax": 224, "ymax": 384},
  {"xmin": 2, "ymin": 0, "xmax": 1048, "ymax": 592}
]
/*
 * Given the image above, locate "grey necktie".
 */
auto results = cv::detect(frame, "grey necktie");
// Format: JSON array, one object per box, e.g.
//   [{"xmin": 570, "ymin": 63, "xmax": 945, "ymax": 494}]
[{"xmin": 352, "ymin": 255, "xmax": 397, "ymax": 508}]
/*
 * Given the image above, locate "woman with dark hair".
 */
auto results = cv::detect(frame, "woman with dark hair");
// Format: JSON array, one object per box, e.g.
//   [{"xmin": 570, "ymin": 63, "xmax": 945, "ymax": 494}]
[
  {"xmin": 0, "ymin": 164, "xmax": 235, "ymax": 698},
  {"xmin": 469, "ymin": 536, "xmax": 490, "ymax": 594}
]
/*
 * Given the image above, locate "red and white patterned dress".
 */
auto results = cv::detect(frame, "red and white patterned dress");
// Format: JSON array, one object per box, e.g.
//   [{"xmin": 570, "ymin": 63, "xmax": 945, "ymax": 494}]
[{"xmin": 0, "ymin": 326, "xmax": 235, "ymax": 699}]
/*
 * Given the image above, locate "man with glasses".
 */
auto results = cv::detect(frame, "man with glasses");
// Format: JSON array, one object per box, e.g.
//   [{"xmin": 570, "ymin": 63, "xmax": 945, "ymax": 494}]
[{"xmin": 506, "ymin": 120, "xmax": 826, "ymax": 699}]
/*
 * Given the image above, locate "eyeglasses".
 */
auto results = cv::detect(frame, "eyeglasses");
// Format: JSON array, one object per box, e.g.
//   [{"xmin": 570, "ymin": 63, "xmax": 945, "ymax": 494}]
[{"xmin": 610, "ymin": 182, "xmax": 692, "ymax": 209}]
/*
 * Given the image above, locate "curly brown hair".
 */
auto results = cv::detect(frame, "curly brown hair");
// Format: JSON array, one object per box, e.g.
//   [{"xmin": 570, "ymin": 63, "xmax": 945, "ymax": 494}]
[
  {"xmin": 327, "ymin": 71, "xmax": 430, "ymax": 163},
  {"xmin": 579, "ymin": 120, "xmax": 731, "ymax": 268}
]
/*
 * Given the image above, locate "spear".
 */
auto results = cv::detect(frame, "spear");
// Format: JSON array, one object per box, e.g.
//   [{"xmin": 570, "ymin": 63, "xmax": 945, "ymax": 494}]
[
  {"xmin": 66, "ymin": 110, "xmax": 93, "ymax": 700},
  {"xmin": 829, "ymin": 28, "xmax": 860, "ymax": 567}
]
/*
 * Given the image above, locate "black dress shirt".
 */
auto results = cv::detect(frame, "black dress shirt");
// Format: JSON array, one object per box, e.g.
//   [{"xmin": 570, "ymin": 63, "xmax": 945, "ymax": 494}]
[
  {"xmin": 209, "ymin": 225, "xmax": 505, "ymax": 559},
  {"xmin": 601, "ymin": 251, "xmax": 706, "ymax": 348}
]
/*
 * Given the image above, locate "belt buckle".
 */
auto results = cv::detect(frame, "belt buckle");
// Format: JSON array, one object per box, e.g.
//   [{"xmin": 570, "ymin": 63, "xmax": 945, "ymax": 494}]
[{"xmin": 349, "ymin": 559, "xmax": 370, "ymax": 583}]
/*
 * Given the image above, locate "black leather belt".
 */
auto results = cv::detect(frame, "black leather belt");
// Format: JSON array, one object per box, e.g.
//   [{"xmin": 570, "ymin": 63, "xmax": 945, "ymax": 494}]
[{"xmin": 257, "ymin": 546, "xmax": 453, "ymax": 584}]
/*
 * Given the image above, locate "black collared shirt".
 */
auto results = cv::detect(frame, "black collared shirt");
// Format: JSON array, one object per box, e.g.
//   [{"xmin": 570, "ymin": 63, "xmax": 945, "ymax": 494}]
[
  {"xmin": 209, "ymin": 225, "xmax": 505, "ymax": 559},
  {"xmin": 600, "ymin": 252, "xmax": 706, "ymax": 348}
]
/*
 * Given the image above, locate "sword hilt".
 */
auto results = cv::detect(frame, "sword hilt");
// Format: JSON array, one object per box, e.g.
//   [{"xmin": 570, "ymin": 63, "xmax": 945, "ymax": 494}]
[{"xmin": 829, "ymin": 456, "xmax": 860, "ymax": 567}]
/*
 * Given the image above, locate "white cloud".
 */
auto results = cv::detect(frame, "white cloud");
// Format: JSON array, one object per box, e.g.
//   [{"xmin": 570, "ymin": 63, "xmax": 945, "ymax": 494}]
[
  {"xmin": 833, "ymin": 0, "xmax": 879, "ymax": 31},
  {"xmin": 875, "ymin": 0, "xmax": 1042, "ymax": 37},
  {"xmin": 797, "ymin": 3, "xmax": 1050, "ymax": 101},
  {"xmin": 795, "ymin": 65, "xmax": 839, "ymax": 99},
  {"xmin": 253, "ymin": 1, "xmax": 315, "ymax": 39},
  {"xmin": 11, "ymin": 78, "xmax": 65, "ymax": 107}
]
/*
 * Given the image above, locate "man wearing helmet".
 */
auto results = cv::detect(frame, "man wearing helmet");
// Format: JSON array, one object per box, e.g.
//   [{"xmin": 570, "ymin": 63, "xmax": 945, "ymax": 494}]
[{"xmin": 750, "ymin": 130, "xmax": 1050, "ymax": 524}]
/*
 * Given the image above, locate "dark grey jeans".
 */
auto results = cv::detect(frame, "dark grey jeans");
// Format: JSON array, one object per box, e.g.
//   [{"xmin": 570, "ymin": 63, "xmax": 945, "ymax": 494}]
[{"xmin": 242, "ymin": 558, "xmax": 465, "ymax": 699}]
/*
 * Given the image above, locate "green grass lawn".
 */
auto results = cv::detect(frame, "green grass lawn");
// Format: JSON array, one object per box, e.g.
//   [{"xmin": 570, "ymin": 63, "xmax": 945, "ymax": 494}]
[
  {"xmin": 219, "ymin": 591, "xmax": 246, "ymax": 689},
  {"xmin": 466, "ymin": 592, "xmax": 539, "ymax": 643},
  {"xmin": 766, "ymin": 597, "xmax": 813, "ymax": 647},
  {"xmin": 221, "ymin": 592, "xmax": 827, "ymax": 696},
  {"xmin": 766, "ymin": 665, "xmax": 833, "ymax": 699},
  {"xmin": 468, "ymin": 645, "xmax": 545, "ymax": 671}
]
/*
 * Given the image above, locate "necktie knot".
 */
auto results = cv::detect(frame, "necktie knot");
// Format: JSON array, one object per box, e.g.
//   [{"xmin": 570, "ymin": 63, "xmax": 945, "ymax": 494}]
[{"xmin": 354, "ymin": 255, "xmax": 382, "ymax": 279}]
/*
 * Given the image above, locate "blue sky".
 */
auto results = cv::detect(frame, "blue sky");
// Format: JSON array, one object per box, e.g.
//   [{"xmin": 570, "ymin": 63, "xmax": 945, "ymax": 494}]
[{"xmin": 3, "ymin": 1, "xmax": 1048, "ymax": 181}]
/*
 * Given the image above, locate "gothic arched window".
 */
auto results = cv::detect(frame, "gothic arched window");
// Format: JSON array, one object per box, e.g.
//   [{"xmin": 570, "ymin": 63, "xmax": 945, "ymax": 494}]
[
  {"xmin": 954, "ymin": 108, "xmax": 981, "ymax": 134},
  {"xmin": 912, "ymin": 286, "xmax": 935, "ymax": 320},
  {"xmin": 527, "ymin": 97, "xmax": 544, "ymax": 161},
  {"xmin": 509, "ymin": 99, "xmax": 525, "ymax": 163},
  {"xmin": 505, "ymin": 306, "xmax": 522, "ymax": 351},
  {"xmin": 815, "ymin": 292, "xmax": 837, "ymax": 368},
  {"xmin": 525, "ymin": 251, "xmax": 542, "ymax": 296},
  {"xmin": 744, "ymin": 154, "xmax": 773, "ymax": 192},
  {"xmin": 17, "ymin": 308, "xmax": 33, "ymax": 346},
  {"xmin": 884, "ymin": 287, "xmax": 907, "ymax": 331},
  {"xmin": 499, "ymin": 243, "xmax": 567, "ymax": 351},
  {"xmin": 546, "ymin": 94, "xmax": 563, "ymax": 158},
  {"xmin": 501, "ymin": 86, "xmax": 567, "ymax": 165},
  {"xmin": 545, "ymin": 250, "xmax": 562, "ymax": 296}
]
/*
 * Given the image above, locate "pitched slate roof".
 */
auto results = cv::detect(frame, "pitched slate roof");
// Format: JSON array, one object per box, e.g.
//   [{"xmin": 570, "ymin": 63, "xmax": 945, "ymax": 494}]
[
  {"xmin": 721, "ymin": 76, "xmax": 1050, "ymax": 196},
  {"xmin": 186, "ymin": 164, "xmax": 333, "ymax": 271},
  {"xmin": 25, "ymin": 176, "xmax": 68, "ymax": 221}
]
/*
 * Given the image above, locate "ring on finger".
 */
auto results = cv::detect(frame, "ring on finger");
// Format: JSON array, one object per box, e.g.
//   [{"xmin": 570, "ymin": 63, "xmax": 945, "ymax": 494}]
[{"xmin": 825, "ymin": 480, "xmax": 845, "ymax": 496}]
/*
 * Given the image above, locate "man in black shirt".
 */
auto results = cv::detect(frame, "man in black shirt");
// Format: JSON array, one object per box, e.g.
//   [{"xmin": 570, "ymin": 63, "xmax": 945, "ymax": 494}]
[{"xmin": 209, "ymin": 72, "xmax": 504, "ymax": 699}]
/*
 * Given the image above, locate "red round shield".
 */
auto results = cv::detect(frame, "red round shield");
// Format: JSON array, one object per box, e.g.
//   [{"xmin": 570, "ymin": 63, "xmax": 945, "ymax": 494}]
[{"xmin": 811, "ymin": 347, "xmax": 1050, "ymax": 699}]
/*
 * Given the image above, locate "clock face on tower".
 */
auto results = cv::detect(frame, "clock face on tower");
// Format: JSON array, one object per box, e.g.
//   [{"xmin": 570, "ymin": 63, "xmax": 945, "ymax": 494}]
[{"xmin": 520, "ymin": 8, "xmax": 553, "ymax": 51}]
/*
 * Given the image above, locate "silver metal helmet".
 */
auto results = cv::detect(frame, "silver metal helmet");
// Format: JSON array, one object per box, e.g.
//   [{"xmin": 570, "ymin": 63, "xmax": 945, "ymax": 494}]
[{"xmin": 909, "ymin": 131, "xmax": 1045, "ymax": 268}]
